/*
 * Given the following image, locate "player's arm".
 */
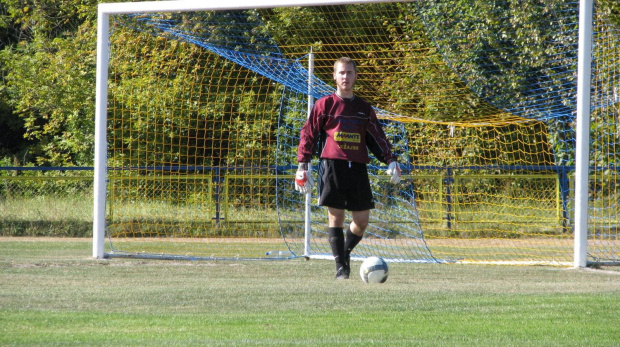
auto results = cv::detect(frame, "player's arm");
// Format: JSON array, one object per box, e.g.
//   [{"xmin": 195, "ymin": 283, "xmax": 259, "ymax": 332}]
[
  {"xmin": 366, "ymin": 109, "xmax": 401, "ymax": 184},
  {"xmin": 297, "ymin": 101, "xmax": 324, "ymax": 163},
  {"xmin": 295, "ymin": 102, "xmax": 323, "ymax": 193}
]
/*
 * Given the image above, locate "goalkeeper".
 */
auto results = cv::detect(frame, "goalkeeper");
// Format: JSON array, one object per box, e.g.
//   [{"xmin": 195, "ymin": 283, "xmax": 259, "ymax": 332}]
[{"xmin": 295, "ymin": 57, "xmax": 401, "ymax": 280}]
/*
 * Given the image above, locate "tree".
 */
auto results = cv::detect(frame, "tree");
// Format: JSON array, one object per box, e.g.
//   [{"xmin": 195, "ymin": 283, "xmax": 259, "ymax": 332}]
[
  {"xmin": 600, "ymin": 0, "xmax": 620, "ymax": 27},
  {"xmin": 0, "ymin": 0, "xmax": 617, "ymax": 168},
  {"xmin": 0, "ymin": 0, "xmax": 97, "ymax": 166}
]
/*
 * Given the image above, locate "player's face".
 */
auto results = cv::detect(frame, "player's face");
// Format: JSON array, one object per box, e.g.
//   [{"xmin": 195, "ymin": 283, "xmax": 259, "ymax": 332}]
[{"xmin": 333, "ymin": 62, "xmax": 357, "ymax": 96}]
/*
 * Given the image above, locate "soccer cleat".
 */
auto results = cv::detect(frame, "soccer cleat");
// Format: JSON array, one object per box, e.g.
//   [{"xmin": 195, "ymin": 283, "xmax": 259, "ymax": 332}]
[{"xmin": 335, "ymin": 266, "xmax": 350, "ymax": 280}]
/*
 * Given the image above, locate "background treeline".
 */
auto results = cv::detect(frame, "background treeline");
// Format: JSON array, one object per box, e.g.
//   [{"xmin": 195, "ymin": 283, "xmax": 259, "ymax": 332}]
[{"xmin": 0, "ymin": 0, "xmax": 618, "ymax": 168}]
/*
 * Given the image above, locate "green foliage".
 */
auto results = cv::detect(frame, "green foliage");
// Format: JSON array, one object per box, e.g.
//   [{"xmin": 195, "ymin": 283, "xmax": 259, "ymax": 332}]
[
  {"xmin": 0, "ymin": 0, "xmax": 616, "ymax": 170},
  {"xmin": 0, "ymin": 0, "xmax": 98, "ymax": 166},
  {"xmin": 108, "ymin": 28, "xmax": 283, "ymax": 169},
  {"xmin": 263, "ymin": 3, "xmax": 491, "ymax": 122},
  {"xmin": 0, "ymin": 96, "xmax": 29, "ymax": 159},
  {"xmin": 0, "ymin": 0, "xmax": 96, "ymax": 39},
  {"xmin": 1, "ymin": 31, "xmax": 96, "ymax": 165},
  {"xmin": 600, "ymin": 0, "xmax": 620, "ymax": 27},
  {"xmin": 417, "ymin": 0, "xmax": 577, "ymax": 120}
]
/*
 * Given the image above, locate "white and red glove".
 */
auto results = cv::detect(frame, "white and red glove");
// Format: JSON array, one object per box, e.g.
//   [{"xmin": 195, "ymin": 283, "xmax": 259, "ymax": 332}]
[
  {"xmin": 386, "ymin": 161, "xmax": 401, "ymax": 184},
  {"xmin": 294, "ymin": 163, "xmax": 314, "ymax": 194}
]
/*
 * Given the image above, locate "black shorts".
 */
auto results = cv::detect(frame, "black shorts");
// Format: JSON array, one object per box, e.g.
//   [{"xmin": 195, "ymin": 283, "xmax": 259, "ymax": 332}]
[{"xmin": 317, "ymin": 159, "xmax": 375, "ymax": 211}]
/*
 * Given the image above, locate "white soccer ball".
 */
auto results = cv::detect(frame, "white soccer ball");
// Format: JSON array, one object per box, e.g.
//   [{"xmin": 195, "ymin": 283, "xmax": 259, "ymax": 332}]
[{"xmin": 359, "ymin": 256, "xmax": 389, "ymax": 283}]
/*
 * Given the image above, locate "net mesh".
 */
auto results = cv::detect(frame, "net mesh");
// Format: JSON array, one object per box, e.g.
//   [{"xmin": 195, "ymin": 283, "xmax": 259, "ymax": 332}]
[{"xmin": 103, "ymin": 1, "xmax": 619, "ymax": 264}]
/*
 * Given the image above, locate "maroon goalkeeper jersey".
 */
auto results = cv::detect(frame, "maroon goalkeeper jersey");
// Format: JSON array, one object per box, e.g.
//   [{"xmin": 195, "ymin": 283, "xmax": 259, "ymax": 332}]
[{"xmin": 297, "ymin": 93, "xmax": 397, "ymax": 165}]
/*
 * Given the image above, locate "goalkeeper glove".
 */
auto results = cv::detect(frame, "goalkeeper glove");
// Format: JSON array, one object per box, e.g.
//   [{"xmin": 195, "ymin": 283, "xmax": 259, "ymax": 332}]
[
  {"xmin": 294, "ymin": 163, "xmax": 314, "ymax": 194},
  {"xmin": 386, "ymin": 161, "xmax": 401, "ymax": 184}
]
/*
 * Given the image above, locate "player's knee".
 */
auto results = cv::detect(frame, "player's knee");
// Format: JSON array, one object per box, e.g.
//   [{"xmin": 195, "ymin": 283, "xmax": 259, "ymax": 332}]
[{"xmin": 352, "ymin": 220, "xmax": 369, "ymax": 233}]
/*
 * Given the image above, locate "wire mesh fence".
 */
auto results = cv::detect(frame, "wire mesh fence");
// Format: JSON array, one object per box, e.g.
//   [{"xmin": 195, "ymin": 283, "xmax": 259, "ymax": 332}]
[{"xmin": 0, "ymin": 168, "xmax": 93, "ymax": 237}]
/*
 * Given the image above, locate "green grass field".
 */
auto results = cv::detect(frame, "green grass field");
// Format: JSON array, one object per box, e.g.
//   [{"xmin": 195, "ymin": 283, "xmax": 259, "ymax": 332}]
[{"xmin": 1, "ymin": 238, "xmax": 620, "ymax": 346}]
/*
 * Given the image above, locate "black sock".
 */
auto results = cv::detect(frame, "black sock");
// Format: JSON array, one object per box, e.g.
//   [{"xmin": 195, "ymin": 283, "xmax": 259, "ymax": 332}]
[
  {"xmin": 344, "ymin": 228, "xmax": 363, "ymax": 265},
  {"xmin": 328, "ymin": 227, "xmax": 345, "ymax": 270}
]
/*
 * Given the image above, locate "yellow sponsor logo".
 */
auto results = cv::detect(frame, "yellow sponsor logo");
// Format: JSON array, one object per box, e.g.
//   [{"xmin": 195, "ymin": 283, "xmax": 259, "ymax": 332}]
[{"xmin": 334, "ymin": 132, "xmax": 361, "ymax": 143}]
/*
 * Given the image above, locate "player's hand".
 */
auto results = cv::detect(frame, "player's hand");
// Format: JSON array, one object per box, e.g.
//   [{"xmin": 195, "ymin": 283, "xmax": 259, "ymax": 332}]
[
  {"xmin": 386, "ymin": 161, "xmax": 401, "ymax": 184},
  {"xmin": 294, "ymin": 164, "xmax": 313, "ymax": 194}
]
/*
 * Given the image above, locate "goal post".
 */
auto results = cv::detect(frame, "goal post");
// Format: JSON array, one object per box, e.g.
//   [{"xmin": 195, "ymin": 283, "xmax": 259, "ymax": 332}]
[
  {"xmin": 93, "ymin": 0, "xmax": 616, "ymax": 267},
  {"xmin": 304, "ymin": 49, "xmax": 314, "ymax": 259},
  {"xmin": 573, "ymin": 0, "xmax": 593, "ymax": 268},
  {"xmin": 93, "ymin": 0, "xmax": 409, "ymax": 260},
  {"xmin": 93, "ymin": 7, "xmax": 109, "ymax": 260}
]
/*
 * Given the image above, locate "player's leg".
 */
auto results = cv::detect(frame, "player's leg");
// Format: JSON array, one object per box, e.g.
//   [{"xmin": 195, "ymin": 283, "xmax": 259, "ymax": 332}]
[
  {"xmin": 327, "ymin": 207, "xmax": 348, "ymax": 279},
  {"xmin": 345, "ymin": 209, "xmax": 369, "ymax": 268},
  {"xmin": 342, "ymin": 162, "xmax": 373, "ymax": 269},
  {"xmin": 350, "ymin": 209, "xmax": 370, "ymax": 235},
  {"xmin": 318, "ymin": 160, "xmax": 350, "ymax": 279}
]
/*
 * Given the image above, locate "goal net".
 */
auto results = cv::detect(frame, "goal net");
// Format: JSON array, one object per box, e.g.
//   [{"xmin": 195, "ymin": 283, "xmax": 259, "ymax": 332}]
[{"xmin": 94, "ymin": 0, "xmax": 620, "ymax": 265}]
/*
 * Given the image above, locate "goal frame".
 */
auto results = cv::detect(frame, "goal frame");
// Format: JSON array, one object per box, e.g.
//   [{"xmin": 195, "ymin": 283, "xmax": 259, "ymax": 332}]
[{"xmin": 92, "ymin": 0, "xmax": 594, "ymax": 268}]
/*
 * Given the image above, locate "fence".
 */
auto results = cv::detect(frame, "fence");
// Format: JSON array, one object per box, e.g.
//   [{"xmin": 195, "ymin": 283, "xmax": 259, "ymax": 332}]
[{"xmin": 0, "ymin": 166, "xmax": 572, "ymax": 238}]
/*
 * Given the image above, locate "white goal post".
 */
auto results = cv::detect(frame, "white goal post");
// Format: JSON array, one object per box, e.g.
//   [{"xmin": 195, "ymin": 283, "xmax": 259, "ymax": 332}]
[
  {"xmin": 573, "ymin": 0, "xmax": 593, "ymax": 267},
  {"xmin": 93, "ymin": 0, "xmax": 593, "ymax": 268}
]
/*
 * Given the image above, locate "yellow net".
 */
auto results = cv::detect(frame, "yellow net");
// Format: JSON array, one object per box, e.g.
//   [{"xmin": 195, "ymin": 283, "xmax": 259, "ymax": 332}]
[{"xmin": 101, "ymin": 1, "xmax": 619, "ymax": 265}]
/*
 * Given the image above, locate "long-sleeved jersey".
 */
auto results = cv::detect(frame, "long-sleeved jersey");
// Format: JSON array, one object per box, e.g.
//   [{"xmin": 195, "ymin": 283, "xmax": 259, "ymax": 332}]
[{"xmin": 297, "ymin": 93, "xmax": 397, "ymax": 165}]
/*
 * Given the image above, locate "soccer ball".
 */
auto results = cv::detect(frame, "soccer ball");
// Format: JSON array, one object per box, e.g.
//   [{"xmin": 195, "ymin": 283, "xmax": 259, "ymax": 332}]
[{"xmin": 359, "ymin": 256, "xmax": 389, "ymax": 283}]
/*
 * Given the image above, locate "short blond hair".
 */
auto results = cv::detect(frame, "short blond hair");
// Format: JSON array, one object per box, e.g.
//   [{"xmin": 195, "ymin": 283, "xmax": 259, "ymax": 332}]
[{"xmin": 333, "ymin": 57, "xmax": 357, "ymax": 73}]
